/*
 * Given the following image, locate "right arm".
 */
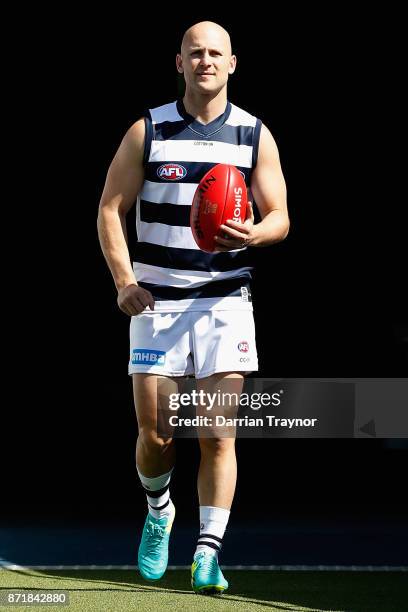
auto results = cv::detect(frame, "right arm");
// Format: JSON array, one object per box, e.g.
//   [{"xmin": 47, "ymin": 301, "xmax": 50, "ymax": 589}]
[{"xmin": 97, "ymin": 118, "xmax": 155, "ymax": 315}]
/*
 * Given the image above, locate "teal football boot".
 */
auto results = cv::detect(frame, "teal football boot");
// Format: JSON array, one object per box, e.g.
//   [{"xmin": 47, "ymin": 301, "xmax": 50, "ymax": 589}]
[
  {"xmin": 137, "ymin": 502, "xmax": 175, "ymax": 580},
  {"xmin": 191, "ymin": 550, "xmax": 228, "ymax": 595}
]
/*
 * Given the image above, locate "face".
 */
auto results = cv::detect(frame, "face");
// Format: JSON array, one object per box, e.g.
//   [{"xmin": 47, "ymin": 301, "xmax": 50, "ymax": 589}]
[{"xmin": 176, "ymin": 25, "xmax": 236, "ymax": 95}]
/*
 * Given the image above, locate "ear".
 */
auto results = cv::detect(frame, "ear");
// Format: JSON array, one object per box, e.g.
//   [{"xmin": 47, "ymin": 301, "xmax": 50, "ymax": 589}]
[
  {"xmin": 228, "ymin": 54, "xmax": 237, "ymax": 75},
  {"xmin": 176, "ymin": 53, "xmax": 183, "ymax": 73}
]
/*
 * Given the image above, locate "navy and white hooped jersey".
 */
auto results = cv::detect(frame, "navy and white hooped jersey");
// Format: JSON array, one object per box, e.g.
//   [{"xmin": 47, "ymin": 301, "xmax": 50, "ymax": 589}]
[{"xmin": 133, "ymin": 98, "xmax": 262, "ymax": 312}]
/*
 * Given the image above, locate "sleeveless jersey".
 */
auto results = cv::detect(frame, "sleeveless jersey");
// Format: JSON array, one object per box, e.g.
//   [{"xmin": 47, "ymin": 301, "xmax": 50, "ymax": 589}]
[{"xmin": 133, "ymin": 99, "xmax": 262, "ymax": 312}]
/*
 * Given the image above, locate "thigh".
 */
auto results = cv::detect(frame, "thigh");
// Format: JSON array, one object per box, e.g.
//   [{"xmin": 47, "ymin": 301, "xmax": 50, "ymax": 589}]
[
  {"xmin": 133, "ymin": 373, "xmax": 186, "ymax": 439},
  {"xmin": 195, "ymin": 372, "xmax": 244, "ymax": 441},
  {"xmin": 196, "ymin": 371, "xmax": 244, "ymax": 394}
]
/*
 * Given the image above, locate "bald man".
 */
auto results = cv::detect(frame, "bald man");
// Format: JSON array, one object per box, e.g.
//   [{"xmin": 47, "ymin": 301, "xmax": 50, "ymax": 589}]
[{"xmin": 97, "ymin": 21, "xmax": 288, "ymax": 595}]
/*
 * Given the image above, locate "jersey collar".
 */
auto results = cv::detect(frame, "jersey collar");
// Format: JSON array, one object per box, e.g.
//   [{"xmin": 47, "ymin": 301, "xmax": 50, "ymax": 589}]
[{"xmin": 176, "ymin": 98, "xmax": 232, "ymax": 137}]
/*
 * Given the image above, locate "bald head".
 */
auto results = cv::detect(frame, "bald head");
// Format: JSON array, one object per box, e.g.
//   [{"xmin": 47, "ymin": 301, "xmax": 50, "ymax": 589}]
[
  {"xmin": 176, "ymin": 21, "xmax": 236, "ymax": 95},
  {"xmin": 181, "ymin": 21, "xmax": 232, "ymax": 56}
]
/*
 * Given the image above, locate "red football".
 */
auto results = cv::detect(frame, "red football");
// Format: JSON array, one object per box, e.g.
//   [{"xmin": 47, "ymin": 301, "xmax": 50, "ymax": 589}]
[{"xmin": 190, "ymin": 164, "xmax": 248, "ymax": 253}]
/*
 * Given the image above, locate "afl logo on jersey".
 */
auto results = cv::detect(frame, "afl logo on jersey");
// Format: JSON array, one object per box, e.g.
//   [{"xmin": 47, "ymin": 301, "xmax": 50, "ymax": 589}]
[
  {"xmin": 157, "ymin": 163, "xmax": 187, "ymax": 181},
  {"xmin": 238, "ymin": 341, "xmax": 249, "ymax": 353}
]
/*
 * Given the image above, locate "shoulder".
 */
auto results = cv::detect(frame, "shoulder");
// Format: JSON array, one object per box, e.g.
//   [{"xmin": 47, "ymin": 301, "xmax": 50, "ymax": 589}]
[
  {"xmin": 117, "ymin": 118, "xmax": 147, "ymax": 163},
  {"xmin": 258, "ymin": 123, "xmax": 280, "ymax": 160},
  {"xmin": 107, "ymin": 118, "xmax": 146, "ymax": 171},
  {"xmin": 124, "ymin": 118, "xmax": 145, "ymax": 144}
]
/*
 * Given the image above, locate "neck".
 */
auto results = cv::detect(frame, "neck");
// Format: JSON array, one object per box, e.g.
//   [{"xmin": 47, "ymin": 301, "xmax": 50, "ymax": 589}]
[{"xmin": 182, "ymin": 88, "xmax": 228, "ymax": 125}]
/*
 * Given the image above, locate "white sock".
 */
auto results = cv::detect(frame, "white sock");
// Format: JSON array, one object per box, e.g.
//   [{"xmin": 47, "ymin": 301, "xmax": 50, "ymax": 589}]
[
  {"xmin": 195, "ymin": 505, "xmax": 230, "ymax": 557},
  {"xmin": 137, "ymin": 466, "xmax": 174, "ymax": 519}
]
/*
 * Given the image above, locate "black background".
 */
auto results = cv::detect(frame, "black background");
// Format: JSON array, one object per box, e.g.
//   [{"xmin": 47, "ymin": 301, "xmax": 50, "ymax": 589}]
[{"xmin": 4, "ymin": 8, "xmax": 407, "ymax": 525}]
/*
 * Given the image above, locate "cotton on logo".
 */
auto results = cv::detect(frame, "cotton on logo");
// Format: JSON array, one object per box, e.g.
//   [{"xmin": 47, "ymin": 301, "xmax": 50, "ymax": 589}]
[
  {"xmin": 238, "ymin": 341, "xmax": 249, "ymax": 353},
  {"xmin": 157, "ymin": 163, "xmax": 187, "ymax": 180}
]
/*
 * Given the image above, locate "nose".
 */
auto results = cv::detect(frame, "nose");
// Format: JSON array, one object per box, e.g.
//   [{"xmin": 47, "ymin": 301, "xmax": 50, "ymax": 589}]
[{"xmin": 199, "ymin": 51, "xmax": 212, "ymax": 66}]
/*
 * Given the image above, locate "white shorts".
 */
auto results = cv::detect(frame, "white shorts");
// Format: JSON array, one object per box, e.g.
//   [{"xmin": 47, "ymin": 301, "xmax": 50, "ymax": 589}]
[{"xmin": 129, "ymin": 310, "xmax": 258, "ymax": 379}]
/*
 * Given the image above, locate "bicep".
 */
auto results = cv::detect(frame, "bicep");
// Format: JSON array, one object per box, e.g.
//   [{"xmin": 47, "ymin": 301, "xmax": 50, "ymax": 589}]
[
  {"xmin": 99, "ymin": 118, "xmax": 145, "ymax": 216},
  {"xmin": 250, "ymin": 124, "xmax": 288, "ymax": 219}
]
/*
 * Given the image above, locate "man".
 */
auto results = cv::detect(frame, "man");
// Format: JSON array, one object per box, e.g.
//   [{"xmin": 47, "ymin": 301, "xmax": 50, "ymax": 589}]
[{"xmin": 97, "ymin": 20, "xmax": 288, "ymax": 595}]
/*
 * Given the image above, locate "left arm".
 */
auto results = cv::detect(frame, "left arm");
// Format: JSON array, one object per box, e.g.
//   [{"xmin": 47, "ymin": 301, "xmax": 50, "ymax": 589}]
[
  {"xmin": 248, "ymin": 123, "xmax": 289, "ymax": 246},
  {"xmin": 215, "ymin": 123, "xmax": 289, "ymax": 249}
]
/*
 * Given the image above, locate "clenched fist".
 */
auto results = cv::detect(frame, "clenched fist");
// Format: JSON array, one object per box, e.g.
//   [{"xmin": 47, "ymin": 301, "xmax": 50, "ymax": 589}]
[{"xmin": 117, "ymin": 284, "xmax": 155, "ymax": 316}]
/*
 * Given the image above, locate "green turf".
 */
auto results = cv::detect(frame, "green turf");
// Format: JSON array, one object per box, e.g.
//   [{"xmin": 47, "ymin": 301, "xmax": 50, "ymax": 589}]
[{"xmin": 0, "ymin": 569, "xmax": 406, "ymax": 611}]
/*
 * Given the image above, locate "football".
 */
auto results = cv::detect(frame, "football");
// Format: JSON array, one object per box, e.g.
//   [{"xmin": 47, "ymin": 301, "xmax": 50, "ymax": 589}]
[{"xmin": 190, "ymin": 164, "xmax": 248, "ymax": 252}]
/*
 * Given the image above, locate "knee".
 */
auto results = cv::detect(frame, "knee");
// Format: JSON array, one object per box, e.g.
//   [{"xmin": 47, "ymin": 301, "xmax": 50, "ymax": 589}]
[
  {"xmin": 139, "ymin": 429, "xmax": 174, "ymax": 453},
  {"xmin": 199, "ymin": 437, "xmax": 235, "ymax": 454}
]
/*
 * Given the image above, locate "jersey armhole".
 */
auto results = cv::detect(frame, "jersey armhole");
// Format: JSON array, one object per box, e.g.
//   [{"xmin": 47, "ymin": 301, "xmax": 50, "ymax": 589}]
[
  {"xmin": 251, "ymin": 118, "xmax": 262, "ymax": 169},
  {"xmin": 249, "ymin": 118, "xmax": 262, "ymax": 219},
  {"xmin": 143, "ymin": 111, "xmax": 153, "ymax": 166}
]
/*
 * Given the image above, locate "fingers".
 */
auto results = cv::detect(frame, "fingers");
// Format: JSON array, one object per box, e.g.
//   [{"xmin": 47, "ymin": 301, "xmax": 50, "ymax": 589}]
[
  {"xmin": 215, "ymin": 235, "xmax": 240, "ymax": 248},
  {"xmin": 214, "ymin": 235, "xmax": 246, "ymax": 251},
  {"xmin": 118, "ymin": 296, "xmax": 144, "ymax": 316},
  {"xmin": 224, "ymin": 219, "xmax": 251, "ymax": 234},
  {"xmin": 135, "ymin": 292, "xmax": 151, "ymax": 309},
  {"xmin": 220, "ymin": 223, "xmax": 249, "ymax": 240},
  {"xmin": 216, "ymin": 213, "xmax": 252, "ymax": 251},
  {"xmin": 246, "ymin": 200, "xmax": 254, "ymax": 222},
  {"xmin": 214, "ymin": 244, "xmax": 237, "ymax": 252},
  {"xmin": 131, "ymin": 289, "xmax": 155, "ymax": 314},
  {"xmin": 118, "ymin": 303, "xmax": 133, "ymax": 316},
  {"xmin": 140, "ymin": 288, "xmax": 155, "ymax": 311},
  {"xmin": 117, "ymin": 286, "xmax": 155, "ymax": 316},
  {"xmin": 147, "ymin": 292, "xmax": 155, "ymax": 311}
]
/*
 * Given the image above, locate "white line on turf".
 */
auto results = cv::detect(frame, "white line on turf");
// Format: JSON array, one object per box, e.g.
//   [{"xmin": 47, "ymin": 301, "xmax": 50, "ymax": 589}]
[{"xmin": 0, "ymin": 564, "xmax": 407, "ymax": 571}]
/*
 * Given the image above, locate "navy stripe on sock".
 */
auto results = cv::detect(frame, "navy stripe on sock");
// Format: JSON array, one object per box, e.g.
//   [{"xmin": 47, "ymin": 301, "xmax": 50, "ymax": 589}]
[
  {"xmin": 199, "ymin": 533, "xmax": 223, "ymax": 543},
  {"xmin": 143, "ymin": 483, "xmax": 169, "ymax": 498},
  {"xmin": 197, "ymin": 540, "xmax": 222, "ymax": 551},
  {"xmin": 148, "ymin": 499, "xmax": 170, "ymax": 511}
]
